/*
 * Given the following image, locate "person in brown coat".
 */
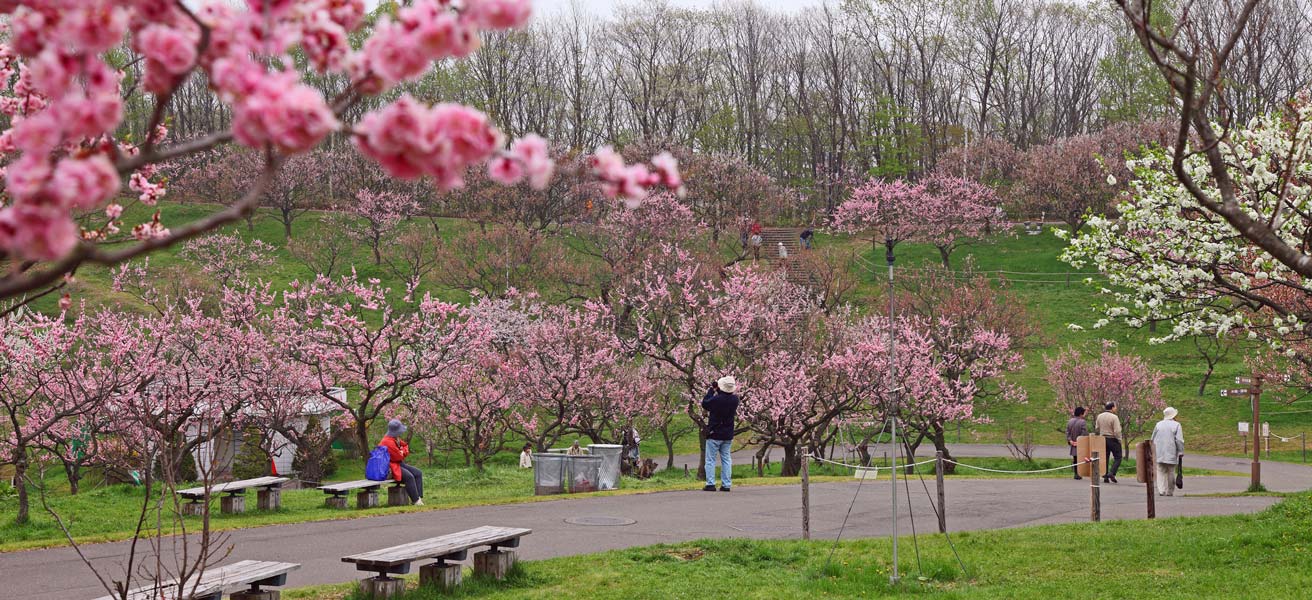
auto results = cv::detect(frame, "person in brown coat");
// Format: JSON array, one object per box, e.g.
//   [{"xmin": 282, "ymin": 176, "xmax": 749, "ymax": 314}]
[{"xmin": 1065, "ymin": 406, "xmax": 1087, "ymax": 480}]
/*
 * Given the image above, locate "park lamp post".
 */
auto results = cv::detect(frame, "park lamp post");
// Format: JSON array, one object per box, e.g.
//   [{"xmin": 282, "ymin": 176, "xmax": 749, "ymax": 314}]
[{"xmin": 884, "ymin": 236, "xmax": 900, "ymax": 586}]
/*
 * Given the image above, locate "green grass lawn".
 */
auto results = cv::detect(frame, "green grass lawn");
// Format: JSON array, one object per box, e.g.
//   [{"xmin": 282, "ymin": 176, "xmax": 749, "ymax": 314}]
[{"xmin": 281, "ymin": 491, "xmax": 1312, "ymax": 600}]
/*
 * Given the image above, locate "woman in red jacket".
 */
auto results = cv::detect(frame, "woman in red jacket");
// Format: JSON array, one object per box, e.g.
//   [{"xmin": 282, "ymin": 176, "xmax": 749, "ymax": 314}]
[{"xmin": 380, "ymin": 419, "xmax": 424, "ymax": 505}]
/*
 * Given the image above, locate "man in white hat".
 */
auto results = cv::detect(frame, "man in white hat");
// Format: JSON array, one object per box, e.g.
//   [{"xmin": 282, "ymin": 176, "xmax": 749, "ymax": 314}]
[
  {"xmin": 701, "ymin": 375, "xmax": 741, "ymax": 492},
  {"xmin": 1151, "ymin": 407, "xmax": 1184, "ymax": 496}
]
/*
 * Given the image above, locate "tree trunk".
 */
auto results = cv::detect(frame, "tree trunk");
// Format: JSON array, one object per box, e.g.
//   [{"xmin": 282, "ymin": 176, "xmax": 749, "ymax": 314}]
[
  {"xmin": 780, "ymin": 444, "xmax": 801, "ymax": 477},
  {"xmin": 13, "ymin": 452, "xmax": 29, "ymax": 525},
  {"xmin": 283, "ymin": 216, "xmax": 294, "ymax": 240},
  {"xmin": 937, "ymin": 245, "xmax": 952, "ymax": 268},
  {"xmin": 64, "ymin": 459, "xmax": 81, "ymax": 495},
  {"xmin": 754, "ymin": 446, "xmax": 769, "ymax": 476},
  {"xmin": 856, "ymin": 443, "xmax": 871, "ymax": 467},
  {"xmin": 372, "ymin": 243, "xmax": 382, "ymax": 265},
  {"xmin": 660, "ymin": 424, "xmax": 676, "ymax": 469},
  {"xmin": 930, "ymin": 424, "xmax": 957, "ymax": 475},
  {"xmin": 355, "ymin": 418, "xmax": 371, "ymax": 461},
  {"xmin": 1199, "ymin": 365, "xmax": 1215, "ymax": 396}
]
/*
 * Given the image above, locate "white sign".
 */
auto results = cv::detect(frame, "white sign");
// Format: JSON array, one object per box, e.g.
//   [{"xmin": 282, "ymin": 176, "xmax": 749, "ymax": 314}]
[
  {"xmin": 1263, "ymin": 422, "xmax": 1270, "ymax": 437},
  {"xmin": 1239, "ymin": 422, "xmax": 1249, "ymax": 434}
]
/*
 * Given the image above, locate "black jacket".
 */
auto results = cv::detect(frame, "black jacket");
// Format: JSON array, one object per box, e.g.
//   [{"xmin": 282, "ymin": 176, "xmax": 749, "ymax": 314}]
[{"xmin": 701, "ymin": 389, "xmax": 740, "ymax": 441}]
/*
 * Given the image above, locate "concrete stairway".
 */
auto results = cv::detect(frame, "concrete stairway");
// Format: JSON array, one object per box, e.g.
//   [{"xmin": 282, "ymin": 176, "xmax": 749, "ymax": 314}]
[{"xmin": 759, "ymin": 227, "xmax": 816, "ymax": 288}]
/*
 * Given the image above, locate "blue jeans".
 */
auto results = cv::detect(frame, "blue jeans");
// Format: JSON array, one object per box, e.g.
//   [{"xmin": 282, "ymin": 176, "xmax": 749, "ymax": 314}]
[{"xmin": 705, "ymin": 439, "xmax": 733, "ymax": 488}]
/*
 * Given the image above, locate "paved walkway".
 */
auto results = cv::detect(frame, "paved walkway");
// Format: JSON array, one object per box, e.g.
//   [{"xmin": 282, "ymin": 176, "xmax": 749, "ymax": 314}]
[{"xmin": 6, "ymin": 445, "xmax": 1308, "ymax": 600}]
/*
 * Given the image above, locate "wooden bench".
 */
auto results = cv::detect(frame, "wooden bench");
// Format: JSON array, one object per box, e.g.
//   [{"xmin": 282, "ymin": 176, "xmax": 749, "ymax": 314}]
[
  {"xmin": 91, "ymin": 559, "xmax": 299, "ymax": 600},
  {"xmin": 317, "ymin": 479, "xmax": 409, "ymax": 509},
  {"xmin": 177, "ymin": 477, "xmax": 290, "ymax": 515},
  {"xmin": 342, "ymin": 525, "xmax": 531, "ymax": 598}
]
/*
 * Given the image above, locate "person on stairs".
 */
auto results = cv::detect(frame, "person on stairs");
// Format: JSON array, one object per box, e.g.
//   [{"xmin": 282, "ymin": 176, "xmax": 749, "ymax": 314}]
[
  {"xmin": 702, "ymin": 376, "xmax": 741, "ymax": 492},
  {"xmin": 800, "ymin": 227, "xmax": 814, "ymax": 250},
  {"xmin": 1152, "ymin": 407, "xmax": 1184, "ymax": 497},
  {"xmin": 777, "ymin": 242, "xmax": 788, "ymax": 261},
  {"xmin": 380, "ymin": 419, "xmax": 423, "ymax": 505},
  {"xmin": 749, "ymin": 233, "xmax": 762, "ymax": 262},
  {"xmin": 1065, "ymin": 406, "xmax": 1087, "ymax": 480},
  {"xmin": 1095, "ymin": 402, "xmax": 1123, "ymax": 483}
]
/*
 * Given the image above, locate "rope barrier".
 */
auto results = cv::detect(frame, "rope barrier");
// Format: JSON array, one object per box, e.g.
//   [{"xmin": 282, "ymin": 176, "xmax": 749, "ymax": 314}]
[
  {"xmin": 806, "ymin": 454, "xmax": 937, "ymax": 471},
  {"xmin": 942, "ymin": 457, "xmax": 1098, "ymax": 474},
  {"xmin": 1268, "ymin": 430, "xmax": 1301, "ymax": 443}
]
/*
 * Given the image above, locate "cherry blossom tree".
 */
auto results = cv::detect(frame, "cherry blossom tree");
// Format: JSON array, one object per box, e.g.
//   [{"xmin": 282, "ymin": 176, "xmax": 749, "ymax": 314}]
[
  {"xmin": 831, "ymin": 175, "xmax": 998, "ymax": 266},
  {"xmin": 178, "ymin": 231, "xmax": 276, "ymax": 289},
  {"xmin": 0, "ymin": 310, "xmax": 152, "ymax": 524},
  {"xmin": 170, "ymin": 149, "xmax": 330, "ymax": 237},
  {"xmin": 0, "ymin": 0, "xmax": 680, "ymax": 308},
  {"xmin": 408, "ymin": 348, "xmax": 514, "ymax": 471},
  {"xmin": 1046, "ymin": 343, "xmax": 1164, "ymax": 444},
  {"xmin": 275, "ymin": 274, "xmax": 487, "ymax": 453},
  {"xmin": 344, "ymin": 190, "xmax": 419, "ymax": 266},
  {"xmin": 433, "ymin": 225, "xmax": 575, "ymax": 299},
  {"xmin": 573, "ymin": 194, "xmax": 701, "ymax": 310}
]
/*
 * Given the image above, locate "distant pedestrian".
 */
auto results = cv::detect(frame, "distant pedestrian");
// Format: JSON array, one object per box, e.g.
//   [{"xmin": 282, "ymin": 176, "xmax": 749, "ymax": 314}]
[
  {"xmin": 519, "ymin": 443, "xmax": 533, "ymax": 469},
  {"xmin": 379, "ymin": 419, "xmax": 423, "ymax": 505},
  {"xmin": 625, "ymin": 427, "xmax": 641, "ymax": 462},
  {"xmin": 566, "ymin": 439, "xmax": 586, "ymax": 456},
  {"xmin": 1095, "ymin": 402, "xmax": 1122, "ymax": 483},
  {"xmin": 750, "ymin": 221, "xmax": 763, "ymax": 236},
  {"xmin": 777, "ymin": 242, "xmax": 788, "ymax": 261},
  {"xmin": 1066, "ymin": 406, "xmax": 1087, "ymax": 480},
  {"xmin": 749, "ymin": 233, "xmax": 763, "ymax": 262},
  {"xmin": 702, "ymin": 376, "xmax": 741, "ymax": 492},
  {"xmin": 800, "ymin": 227, "xmax": 814, "ymax": 250},
  {"xmin": 1151, "ymin": 407, "xmax": 1184, "ymax": 497}
]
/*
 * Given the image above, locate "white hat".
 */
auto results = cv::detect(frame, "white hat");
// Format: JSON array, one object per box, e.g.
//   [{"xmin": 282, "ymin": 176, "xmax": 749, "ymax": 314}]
[
  {"xmin": 718, "ymin": 376, "xmax": 738, "ymax": 393},
  {"xmin": 1163, "ymin": 407, "xmax": 1178, "ymax": 420}
]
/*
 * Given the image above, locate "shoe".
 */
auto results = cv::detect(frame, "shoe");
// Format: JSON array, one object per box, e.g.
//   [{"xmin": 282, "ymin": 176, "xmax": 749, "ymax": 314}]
[
  {"xmin": 1109, "ymin": 476, "xmax": 1118, "ymax": 484},
  {"xmin": 703, "ymin": 485, "xmax": 717, "ymax": 492},
  {"xmin": 1074, "ymin": 475, "xmax": 1082, "ymax": 480},
  {"xmin": 1102, "ymin": 476, "xmax": 1110, "ymax": 483},
  {"xmin": 414, "ymin": 498, "xmax": 424, "ymax": 506},
  {"xmin": 719, "ymin": 486, "xmax": 731, "ymax": 492}
]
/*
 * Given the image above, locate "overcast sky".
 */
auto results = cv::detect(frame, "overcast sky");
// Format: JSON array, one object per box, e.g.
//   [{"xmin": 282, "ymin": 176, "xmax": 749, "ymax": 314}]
[{"xmin": 530, "ymin": 0, "xmax": 825, "ymax": 19}]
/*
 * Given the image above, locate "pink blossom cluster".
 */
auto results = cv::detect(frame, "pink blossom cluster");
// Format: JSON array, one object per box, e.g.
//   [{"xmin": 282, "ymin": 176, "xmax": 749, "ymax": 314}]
[
  {"xmin": 353, "ymin": 95, "xmax": 503, "ymax": 188},
  {"xmin": 361, "ymin": 0, "xmax": 531, "ymax": 89},
  {"xmin": 590, "ymin": 147, "xmax": 685, "ymax": 206},
  {"xmin": 488, "ymin": 135, "xmax": 555, "ymax": 190}
]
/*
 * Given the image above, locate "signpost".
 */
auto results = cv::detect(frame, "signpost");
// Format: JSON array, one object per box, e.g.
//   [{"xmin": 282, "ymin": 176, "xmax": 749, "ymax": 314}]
[{"xmin": 1223, "ymin": 375, "xmax": 1265, "ymax": 490}]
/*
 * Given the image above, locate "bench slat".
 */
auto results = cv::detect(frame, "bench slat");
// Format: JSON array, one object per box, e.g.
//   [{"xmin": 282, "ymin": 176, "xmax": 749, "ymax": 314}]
[
  {"xmin": 343, "ymin": 526, "xmax": 532, "ymax": 568},
  {"xmin": 177, "ymin": 477, "xmax": 290, "ymax": 499},
  {"xmin": 318, "ymin": 479, "xmax": 391, "ymax": 493},
  {"xmin": 90, "ymin": 560, "xmax": 300, "ymax": 600}
]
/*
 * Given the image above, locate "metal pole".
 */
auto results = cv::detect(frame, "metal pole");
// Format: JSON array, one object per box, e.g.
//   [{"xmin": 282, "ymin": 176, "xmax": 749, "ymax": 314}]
[
  {"xmin": 1142, "ymin": 441, "xmax": 1155, "ymax": 519},
  {"xmin": 885, "ymin": 238, "xmax": 899, "ymax": 586},
  {"xmin": 935, "ymin": 451, "xmax": 946, "ymax": 534},
  {"xmin": 1303, "ymin": 432, "xmax": 1306, "ymax": 463},
  {"xmin": 801, "ymin": 448, "xmax": 810, "ymax": 541},
  {"xmin": 1252, "ymin": 376, "xmax": 1263, "ymax": 490}
]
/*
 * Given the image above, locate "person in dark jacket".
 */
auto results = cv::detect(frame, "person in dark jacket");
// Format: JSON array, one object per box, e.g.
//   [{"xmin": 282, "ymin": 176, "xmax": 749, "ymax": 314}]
[
  {"xmin": 702, "ymin": 376, "xmax": 740, "ymax": 492},
  {"xmin": 800, "ymin": 227, "xmax": 814, "ymax": 250},
  {"xmin": 1065, "ymin": 407, "xmax": 1087, "ymax": 481},
  {"xmin": 379, "ymin": 419, "xmax": 424, "ymax": 505}
]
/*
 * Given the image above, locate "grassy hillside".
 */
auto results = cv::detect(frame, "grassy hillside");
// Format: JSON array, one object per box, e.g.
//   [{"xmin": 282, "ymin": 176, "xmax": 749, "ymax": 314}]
[{"xmin": 44, "ymin": 203, "xmax": 1308, "ymax": 455}]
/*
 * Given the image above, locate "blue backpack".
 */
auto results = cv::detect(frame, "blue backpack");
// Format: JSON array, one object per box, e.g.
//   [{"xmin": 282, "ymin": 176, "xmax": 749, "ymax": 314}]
[{"xmin": 365, "ymin": 445, "xmax": 391, "ymax": 481}]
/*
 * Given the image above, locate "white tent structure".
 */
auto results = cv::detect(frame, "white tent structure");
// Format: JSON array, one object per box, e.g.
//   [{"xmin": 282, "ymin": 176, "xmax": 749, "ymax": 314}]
[{"xmin": 188, "ymin": 387, "xmax": 346, "ymax": 479}]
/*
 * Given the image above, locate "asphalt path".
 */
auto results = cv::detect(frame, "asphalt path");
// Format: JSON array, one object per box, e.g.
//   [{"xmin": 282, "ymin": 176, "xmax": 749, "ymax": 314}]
[{"xmin": 5, "ymin": 445, "xmax": 1307, "ymax": 600}]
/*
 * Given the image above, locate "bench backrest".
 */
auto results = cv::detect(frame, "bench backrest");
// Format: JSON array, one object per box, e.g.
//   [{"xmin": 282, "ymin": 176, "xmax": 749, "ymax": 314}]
[
  {"xmin": 177, "ymin": 477, "xmax": 289, "ymax": 498},
  {"xmin": 343, "ymin": 526, "xmax": 532, "ymax": 568},
  {"xmin": 90, "ymin": 560, "xmax": 300, "ymax": 600}
]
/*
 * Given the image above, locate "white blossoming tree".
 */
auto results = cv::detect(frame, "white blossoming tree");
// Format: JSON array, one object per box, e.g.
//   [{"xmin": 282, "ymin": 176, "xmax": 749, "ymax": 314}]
[{"xmin": 1062, "ymin": 95, "xmax": 1312, "ymax": 372}]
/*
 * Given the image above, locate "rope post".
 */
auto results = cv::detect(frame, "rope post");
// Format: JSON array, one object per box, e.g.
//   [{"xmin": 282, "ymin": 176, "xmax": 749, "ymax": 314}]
[
  {"xmin": 1252, "ymin": 375, "xmax": 1263, "ymax": 490},
  {"xmin": 1303, "ymin": 432, "xmax": 1306, "ymax": 463},
  {"xmin": 935, "ymin": 451, "xmax": 946, "ymax": 534},
  {"xmin": 1090, "ymin": 452, "xmax": 1101, "ymax": 523},
  {"xmin": 1143, "ymin": 442, "xmax": 1155, "ymax": 519},
  {"xmin": 801, "ymin": 448, "xmax": 810, "ymax": 541}
]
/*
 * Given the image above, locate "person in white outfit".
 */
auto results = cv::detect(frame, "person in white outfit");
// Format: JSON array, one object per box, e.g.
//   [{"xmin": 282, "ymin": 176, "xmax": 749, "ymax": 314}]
[
  {"xmin": 1151, "ymin": 407, "xmax": 1184, "ymax": 496},
  {"xmin": 777, "ymin": 242, "xmax": 788, "ymax": 260}
]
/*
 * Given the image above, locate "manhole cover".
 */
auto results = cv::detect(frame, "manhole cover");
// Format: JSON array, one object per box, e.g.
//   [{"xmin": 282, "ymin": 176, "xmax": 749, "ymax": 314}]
[{"xmin": 565, "ymin": 516, "xmax": 636, "ymax": 526}]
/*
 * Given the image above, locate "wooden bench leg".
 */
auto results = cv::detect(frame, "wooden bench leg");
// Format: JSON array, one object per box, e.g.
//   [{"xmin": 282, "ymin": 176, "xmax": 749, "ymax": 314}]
[
  {"xmin": 356, "ymin": 489, "xmax": 379, "ymax": 509},
  {"xmin": 387, "ymin": 483, "xmax": 409, "ymax": 506},
  {"xmin": 230, "ymin": 589, "xmax": 278, "ymax": 600},
  {"xmin": 420, "ymin": 563, "xmax": 461, "ymax": 590},
  {"xmin": 181, "ymin": 499, "xmax": 205, "ymax": 516},
  {"xmin": 474, "ymin": 550, "xmax": 516, "ymax": 580},
  {"xmin": 258, "ymin": 487, "xmax": 282, "ymax": 511},
  {"xmin": 221, "ymin": 493, "xmax": 246, "ymax": 515},
  {"xmin": 358, "ymin": 576, "xmax": 406, "ymax": 599},
  {"xmin": 326, "ymin": 494, "xmax": 348, "ymax": 509}
]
